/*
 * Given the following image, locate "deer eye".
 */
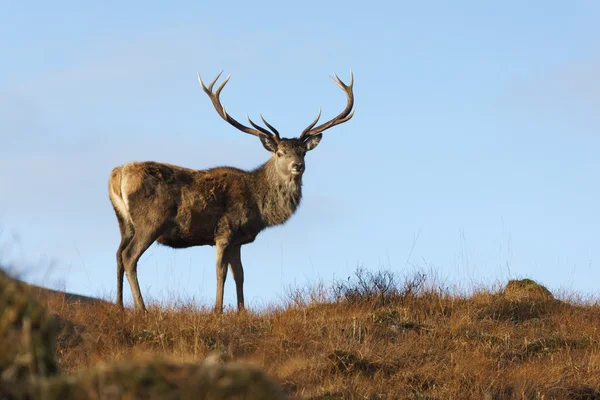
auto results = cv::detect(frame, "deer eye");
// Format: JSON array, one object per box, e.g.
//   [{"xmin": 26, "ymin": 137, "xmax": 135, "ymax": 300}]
[{"xmin": 276, "ymin": 152, "xmax": 283, "ymax": 157}]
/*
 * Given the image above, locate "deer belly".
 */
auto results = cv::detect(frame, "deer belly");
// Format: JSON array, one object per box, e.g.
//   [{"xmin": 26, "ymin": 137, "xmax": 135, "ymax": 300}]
[{"xmin": 156, "ymin": 225, "xmax": 216, "ymax": 248}]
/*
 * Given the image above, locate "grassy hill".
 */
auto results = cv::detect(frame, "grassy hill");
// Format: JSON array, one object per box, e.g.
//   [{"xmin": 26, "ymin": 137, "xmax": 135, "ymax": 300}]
[{"xmin": 3, "ymin": 266, "xmax": 600, "ymax": 399}]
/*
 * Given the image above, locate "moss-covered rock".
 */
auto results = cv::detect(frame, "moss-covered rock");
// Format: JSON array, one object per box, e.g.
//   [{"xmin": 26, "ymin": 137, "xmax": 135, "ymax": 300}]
[
  {"xmin": 35, "ymin": 357, "xmax": 286, "ymax": 400},
  {"xmin": 0, "ymin": 269, "xmax": 59, "ymax": 398},
  {"xmin": 0, "ymin": 268, "xmax": 286, "ymax": 399},
  {"xmin": 503, "ymin": 279, "xmax": 554, "ymax": 301}
]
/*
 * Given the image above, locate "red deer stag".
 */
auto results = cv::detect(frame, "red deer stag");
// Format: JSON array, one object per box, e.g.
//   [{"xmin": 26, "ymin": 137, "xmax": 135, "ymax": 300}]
[{"xmin": 108, "ymin": 71, "xmax": 355, "ymax": 312}]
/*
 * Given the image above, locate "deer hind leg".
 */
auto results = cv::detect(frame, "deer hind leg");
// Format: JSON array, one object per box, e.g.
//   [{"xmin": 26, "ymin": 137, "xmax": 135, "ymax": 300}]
[
  {"xmin": 121, "ymin": 223, "xmax": 169, "ymax": 312},
  {"xmin": 114, "ymin": 212, "xmax": 134, "ymax": 309},
  {"xmin": 227, "ymin": 246, "xmax": 245, "ymax": 311}
]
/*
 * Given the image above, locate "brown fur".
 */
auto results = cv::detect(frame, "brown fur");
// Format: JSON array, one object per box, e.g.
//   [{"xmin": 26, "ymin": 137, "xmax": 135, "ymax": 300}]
[{"xmin": 109, "ymin": 72, "xmax": 354, "ymax": 313}]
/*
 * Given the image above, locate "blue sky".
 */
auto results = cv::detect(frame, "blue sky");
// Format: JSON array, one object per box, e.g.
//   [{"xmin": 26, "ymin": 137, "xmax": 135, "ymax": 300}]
[{"xmin": 1, "ymin": 1, "xmax": 599, "ymax": 308}]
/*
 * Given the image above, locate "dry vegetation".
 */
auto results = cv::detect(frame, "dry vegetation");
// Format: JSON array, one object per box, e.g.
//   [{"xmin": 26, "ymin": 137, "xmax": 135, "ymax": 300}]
[{"xmin": 4, "ymin": 266, "xmax": 600, "ymax": 399}]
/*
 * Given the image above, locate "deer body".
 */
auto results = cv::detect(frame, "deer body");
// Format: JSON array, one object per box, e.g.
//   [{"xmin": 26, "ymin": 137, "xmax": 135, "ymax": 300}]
[
  {"xmin": 110, "ymin": 71, "xmax": 354, "ymax": 313},
  {"xmin": 111, "ymin": 160, "xmax": 301, "ymax": 248}
]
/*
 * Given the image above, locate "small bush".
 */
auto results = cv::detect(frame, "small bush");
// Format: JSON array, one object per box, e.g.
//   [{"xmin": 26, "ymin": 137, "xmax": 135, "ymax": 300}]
[{"xmin": 331, "ymin": 265, "xmax": 426, "ymax": 307}]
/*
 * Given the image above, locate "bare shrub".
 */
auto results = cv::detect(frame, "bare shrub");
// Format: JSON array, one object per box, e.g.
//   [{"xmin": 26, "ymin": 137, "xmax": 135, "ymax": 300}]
[{"xmin": 331, "ymin": 265, "xmax": 427, "ymax": 307}]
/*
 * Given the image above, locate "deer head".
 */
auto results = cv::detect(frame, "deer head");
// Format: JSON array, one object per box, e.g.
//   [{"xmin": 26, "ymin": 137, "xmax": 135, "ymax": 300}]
[{"xmin": 197, "ymin": 71, "xmax": 355, "ymax": 180}]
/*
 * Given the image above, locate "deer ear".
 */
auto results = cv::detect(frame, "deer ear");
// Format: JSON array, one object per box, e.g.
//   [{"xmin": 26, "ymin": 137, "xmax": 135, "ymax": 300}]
[
  {"xmin": 304, "ymin": 134, "xmax": 322, "ymax": 151},
  {"xmin": 259, "ymin": 135, "xmax": 278, "ymax": 153}
]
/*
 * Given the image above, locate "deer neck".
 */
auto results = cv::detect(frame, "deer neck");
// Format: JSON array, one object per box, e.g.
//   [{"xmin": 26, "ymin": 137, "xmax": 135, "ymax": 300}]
[{"xmin": 253, "ymin": 158, "xmax": 303, "ymax": 227}]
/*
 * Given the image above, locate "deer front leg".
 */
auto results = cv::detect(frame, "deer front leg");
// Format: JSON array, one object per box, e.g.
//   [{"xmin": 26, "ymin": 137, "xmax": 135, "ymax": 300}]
[
  {"xmin": 214, "ymin": 242, "xmax": 229, "ymax": 314},
  {"xmin": 227, "ymin": 245, "xmax": 245, "ymax": 311}
]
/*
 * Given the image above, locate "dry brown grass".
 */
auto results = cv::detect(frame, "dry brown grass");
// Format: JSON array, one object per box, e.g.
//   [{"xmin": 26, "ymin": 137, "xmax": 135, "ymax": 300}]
[{"xmin": 26, "ymin": 268, "xmax": 600, "ymax": 399}]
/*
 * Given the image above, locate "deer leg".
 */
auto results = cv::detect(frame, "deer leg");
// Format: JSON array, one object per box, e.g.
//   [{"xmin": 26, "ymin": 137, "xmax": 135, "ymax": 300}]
[
  {"xmin": 115, "ymin": 214, "xmax": 134, "ymax": 309},
  {"xmin": 227, "ymin": 246, "xmax": 245, "ymax": 311},
  {"xmin": 122, "ymin": 226, "xmax": 167, "ymax": 312},
  {"xmin": 214, "ymin": 242, "xmax": 230, "ymax": 314}
]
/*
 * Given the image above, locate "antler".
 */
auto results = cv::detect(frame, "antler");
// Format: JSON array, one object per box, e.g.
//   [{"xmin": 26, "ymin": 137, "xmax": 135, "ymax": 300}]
[
  {"xmin": 197, "ymin": 71, "xmax": 280, "ymax": 142},
  {"xmin": 299, "ymin": 70, "xmax": 355, "ymax": 140}
]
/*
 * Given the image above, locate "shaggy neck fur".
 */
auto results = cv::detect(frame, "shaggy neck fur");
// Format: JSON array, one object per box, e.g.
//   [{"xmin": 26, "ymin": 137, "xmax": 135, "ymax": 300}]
[{"xmin": 252, "ymin": 157, "xmax": 303, "ymax": 227}]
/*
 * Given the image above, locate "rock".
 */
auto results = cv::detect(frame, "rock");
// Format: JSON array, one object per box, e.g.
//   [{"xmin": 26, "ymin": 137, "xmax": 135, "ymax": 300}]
[
  {"xmin": 0, "ymin": 269, "xmax": 59, "ymax": 398},
  {"xmin": 0, "ymin": 267, "xmax": 287, "ymax": 400},
  {"xmin": 503, "ymin": 279, "xmax": 554, "ymax": 301},
  {"xmin": 36, "ymin": 357, "xmax": 286, "ymax": 400}
]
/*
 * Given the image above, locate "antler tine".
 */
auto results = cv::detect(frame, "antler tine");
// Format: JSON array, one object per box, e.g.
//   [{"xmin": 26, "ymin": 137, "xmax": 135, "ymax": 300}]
[
  {"xmin": 300, "ymin": 70, "xmax": 355, "ymax": 140},
  {"xmin": 197, "ymin": 72, "xmax": 208, "ymax": 92},
  {"xmin": 198, "ymin": 71, "xmax": 222, "ymax": 93},
  {"xmin": 329, "ymin": 73, "xmax": 344, "ymax": 90},
  {"xmin": 198, "ymin": 71, "xmax": 279, "ymax": 140},
  {"xmin": 300, "ymin": 108, "xmax": 322, "ymax": 137},
  {"xmin": 214, "ymin": 73, "xmax": 231, "ymax": 95},
  {"xmin": 329, "ymin": 69, "xmax": 354, "ymax": 91},
  {"xmin": 336, "ymin": 109, "xmax": 355, "ymax": 124},
  {"xmin": 208, "ymin": 70, "xmax": 223, "ymax": 91},
  {"xmin": 246, "ymin": 115, "xmax": 281, "ymax": 142},
  {"xmin": 246, "ymin": 115, "xmax": 275, "ymax": 135},
  {"xmin": 260, "ymin": 115, "xmax": 281, "ymax": 140}
]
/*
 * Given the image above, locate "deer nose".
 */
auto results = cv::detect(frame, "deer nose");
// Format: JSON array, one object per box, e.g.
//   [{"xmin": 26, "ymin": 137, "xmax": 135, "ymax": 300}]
[{"xmin": 292, "ymin": 162, "xmax": 304, "ymax": 172}]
